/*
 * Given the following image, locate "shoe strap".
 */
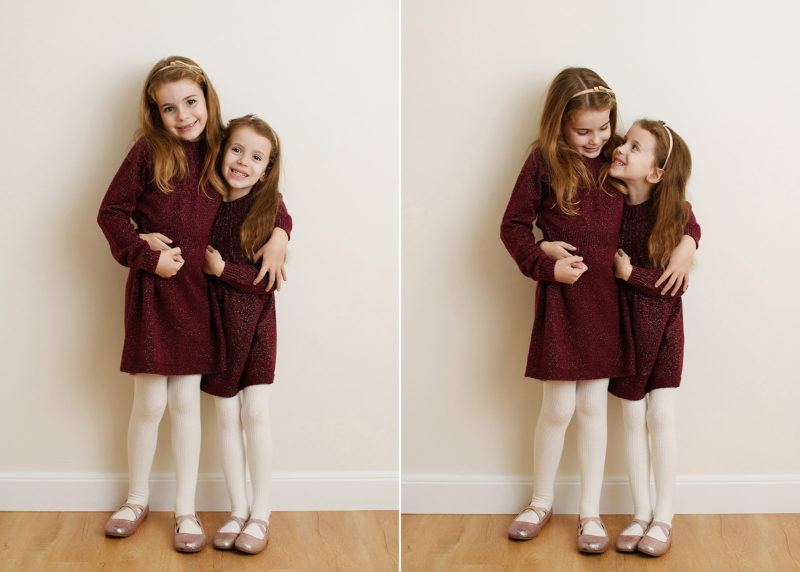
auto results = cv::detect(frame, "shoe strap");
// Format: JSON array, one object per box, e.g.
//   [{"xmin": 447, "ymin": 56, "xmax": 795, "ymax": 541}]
[
  {"xmin": 645, "ymin": 521, "xmax": 672, "ymax": 538},
  {"xmin": 244, "ymin": 517, "xmax": 269, "ymax": 535},
  {"xmin": 628, "ymin": 518, "xmax": 651, "ymax": 533},
  {"xmin": 119, "ymin": 503, "xmax": 146, "ymax": 518},
  {"xmin": 578, "ymin": 516, "xmax": 607, "ymax": 534},
  {"xmin": 224, "ymin": 515, "xmax": 248, "ymax": 531},
  {"xmin": 519, "ymin": 505, "xmax": 550, "ymax": 521},
  {"xmin": 175, "ymin": 513, "xmax": 202, "ymax": 531}
]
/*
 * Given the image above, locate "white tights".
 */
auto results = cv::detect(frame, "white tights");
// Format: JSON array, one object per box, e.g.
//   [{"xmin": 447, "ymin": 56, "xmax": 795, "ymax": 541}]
[
  {"xmin": 113, "ymin": 374, "xmax": 202, "ymax": 534},
  {"xmin": 620, "ymin": 388, "xmax": 677, "ymax": 541},
  {"xmin": 516, "ymin": 379, "xmax": 609, "ymax": 536},
  {"xmin": 215, "ymin": 385, "xmax": 273, "ymax": 539}
]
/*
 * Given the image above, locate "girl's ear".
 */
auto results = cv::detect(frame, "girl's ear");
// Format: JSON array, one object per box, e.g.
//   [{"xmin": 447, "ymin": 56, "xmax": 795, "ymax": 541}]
[{"xmin": 647, "ymin": 167, "xmax": 664, "ymax": 184}]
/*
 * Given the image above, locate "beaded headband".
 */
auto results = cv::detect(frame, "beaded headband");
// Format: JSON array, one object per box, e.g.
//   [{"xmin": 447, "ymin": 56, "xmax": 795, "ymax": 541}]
[
  {"xmin": 153, "ymin": 60, "xmax": 203, "ymax": 76},
  {"xmin": 659, "ymin": 121, "xmax": 673, "ymax": 169},
  {"xmin": 570, "ymin": 85, "xmax": 615, "ymax": 99}
]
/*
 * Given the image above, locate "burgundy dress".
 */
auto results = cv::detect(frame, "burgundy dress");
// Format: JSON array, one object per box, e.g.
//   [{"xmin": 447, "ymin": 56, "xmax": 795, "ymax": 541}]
[
  {"xmin": 97, "ymin": 137, "xmax": 225, "ymax": 375},
  {"xmin": 608, "ymin": 200, "xmax": 701, "ymax": 401},
  {"xmin": 201, "ymin": 195, "xmax": 293, "ymax": 398},
  {"xmin": 501, "ymin": 150, "xmax": 635, "ymax": 381}
]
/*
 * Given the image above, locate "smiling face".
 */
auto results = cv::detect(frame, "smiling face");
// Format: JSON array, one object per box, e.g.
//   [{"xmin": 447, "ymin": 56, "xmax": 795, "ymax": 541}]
[
  {"xmin": 609, "ymin": 124, "xmax": 662, "ymax": 185},
  {"xmin": 562, "ymin": 108, "xmax": 611, "ymax": 158},
  {"xmin": 221, "ymin": 126, "xmax": 273, "ymax": 200},
  {"xmin": 153, "ymin": 78, "xmax": 208, "ymax": 142}
]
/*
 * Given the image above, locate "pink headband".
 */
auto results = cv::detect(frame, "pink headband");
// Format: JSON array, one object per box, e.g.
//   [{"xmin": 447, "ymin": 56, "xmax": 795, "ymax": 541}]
[
  {"xmin": 659, "ymin": 121, "xmax": 673, "ymax": 169},
  {"xmin": 570, "ymin": 85, "xmax": 615, "ymax": 99}
]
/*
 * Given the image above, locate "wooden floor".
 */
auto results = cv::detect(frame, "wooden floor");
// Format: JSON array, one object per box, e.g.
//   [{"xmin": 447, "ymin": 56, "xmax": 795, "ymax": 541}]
[
  {"xmin": 402, "ymin": 513, "xmax": 800, "ymax": 571},
  {"xmin": 0, "ymin": 510, "xmax": 398, "ymax": 571}
]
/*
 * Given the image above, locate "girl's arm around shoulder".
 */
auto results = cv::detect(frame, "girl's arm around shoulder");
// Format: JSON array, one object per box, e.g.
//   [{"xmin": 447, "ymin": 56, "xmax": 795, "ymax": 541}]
[
  {"xmin": 500, "ymin": 151, "xmax": 557, "ymax": 282},
  {"xmin": 253, "ymin": 197, "xmax": 292, "ymax": 289},
  {"xmin": 97, "ymin": 137, "xmax": 160, "ymax": 273},
  {"xmin": 684, "ymin": 202, "xmax": 701, "ymax": 248}
]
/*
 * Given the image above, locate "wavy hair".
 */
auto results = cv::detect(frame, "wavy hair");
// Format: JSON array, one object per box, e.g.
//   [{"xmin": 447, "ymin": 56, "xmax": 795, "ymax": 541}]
[
  {"xmin": 635, "ymin": 119, "xmax": 692, "ymax": 269},
  {"xmin": 137, "ymin": 55, "xmax": 225, "ymax": 196},
  {"xmin": 534, "ymin": 67, "xmax": 624, "ymax": 215},
  {"xmin": 223, "ymin": 115, "xmax": 283, "ymax": 261}
]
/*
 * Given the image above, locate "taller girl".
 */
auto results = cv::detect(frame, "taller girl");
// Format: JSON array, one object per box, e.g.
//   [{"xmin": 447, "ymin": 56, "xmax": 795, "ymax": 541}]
[
  {"xmin": 98, "ymin": 56, "xmax": 225, "ymax": 552},
  {"xmin": 500, "ymin": 67, "xmax": 696, "ymax": 553}
]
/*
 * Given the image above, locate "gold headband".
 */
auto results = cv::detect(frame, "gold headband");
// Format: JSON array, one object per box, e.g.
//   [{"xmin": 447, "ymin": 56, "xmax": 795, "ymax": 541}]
[
  {"xmin": 154, "ymin": 60, "xmax": 203, "ymax": 76},
  {"xmin": 570, "ymin": 85, "xmax": 615, "ymax": 99},
  {"xmin": 659, "ymin": 121, "xmax": 673, "ymax": 169}
]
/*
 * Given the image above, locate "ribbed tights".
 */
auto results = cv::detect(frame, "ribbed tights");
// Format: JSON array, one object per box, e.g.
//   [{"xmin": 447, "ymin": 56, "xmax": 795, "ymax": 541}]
[
  {"xmin": 111, "ymin": 374, "xmax": 202, "ymax": 534},
  {"xmin": 620, "ymin": 388, "xmax": 677, "ymax": 542},
  {"xmin": 514, "ymin": 378, "xmax": 609, "ymax": 536},
  {"xmin": 214, "ymin": 385, "xmax": 273, "ymax": 540}
]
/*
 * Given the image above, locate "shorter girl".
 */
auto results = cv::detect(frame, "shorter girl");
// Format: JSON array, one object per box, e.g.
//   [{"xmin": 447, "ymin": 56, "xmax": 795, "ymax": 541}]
[
  {"xmin": 608, "ymin": 120, "xmax": 699, "ymax": 557},
  {"xmin": 201, "ymin": 115, "xmax": 292, "ymax": 555}
]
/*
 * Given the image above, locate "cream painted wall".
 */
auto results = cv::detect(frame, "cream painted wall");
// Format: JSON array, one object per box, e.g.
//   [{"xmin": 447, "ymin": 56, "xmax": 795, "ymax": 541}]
[
  {"xmin": 402, "ymin": 0, "xmax": 800, "ymax": 510},
  {"xmin": 0, "ymin": 0, "xmax": 398, "ymax": 507}
]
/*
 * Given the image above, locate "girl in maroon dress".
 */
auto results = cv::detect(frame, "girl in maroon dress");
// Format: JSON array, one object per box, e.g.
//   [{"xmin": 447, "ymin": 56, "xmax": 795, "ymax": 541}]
[
  {"xmin": 98, "ymin": 56, "xmax": 226, "ymax": 552},
  {"xmin": 200, "ymin": 115, "xmax": 291, "ymax": 555},
  {"xmin": 501, "ymin": 68, "xmax": 698, "ymax": 553},
  {"xmin": 608, "ymin": 120, "xmax": 697, "ymax": 557}
]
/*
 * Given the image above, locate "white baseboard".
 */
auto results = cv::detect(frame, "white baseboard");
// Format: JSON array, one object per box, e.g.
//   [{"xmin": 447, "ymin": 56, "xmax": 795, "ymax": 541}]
[
  {"xmin": 0, "ymin": 471, "xmax": 398, "ymax": 511},
  {"xmin": 401, "ymin": 474, "xmax": 800, "ymax": 514}
]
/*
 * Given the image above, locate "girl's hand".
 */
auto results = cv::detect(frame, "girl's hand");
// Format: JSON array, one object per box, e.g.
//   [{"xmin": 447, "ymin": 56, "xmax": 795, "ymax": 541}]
[
  {"xmin": 139, "ymin": 232, "xmax": 173, "ymax": 251},
  {"xmin": 155, "ymin": 247, "xmax": 184, "ymax": 278},
  {"xmin": 203, "ymin": 246, "xmax": 225, "ymax": 277},
  {"xmin": 614, "ymin": 249, "xmax": 633, "ymax": 281},
  {"xmin": 252, "ymin": 228, "xmax": 289, "ymax": 291},
  {"xmin": 655, "ymin": 235, "xmax": 696, "ymax": 295},
  {"xmin": 540, "ymin": 240, "xmax": 577, "ymax": 260},
  {"xmin": 554, "ymin": 255, "xmax": 587, "ymax": 284}
]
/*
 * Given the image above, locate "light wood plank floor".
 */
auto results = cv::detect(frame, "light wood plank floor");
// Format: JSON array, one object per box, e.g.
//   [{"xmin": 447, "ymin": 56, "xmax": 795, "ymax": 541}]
[
  {"xmin": 0, "ymin": 510, "xmax": 398, "ymax": 571},
  {"xmin": 402, "ymin": 513, "xmax": 800, "ymax": 571}
]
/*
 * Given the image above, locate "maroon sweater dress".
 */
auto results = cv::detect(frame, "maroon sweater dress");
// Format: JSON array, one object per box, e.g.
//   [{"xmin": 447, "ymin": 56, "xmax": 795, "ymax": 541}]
[
  {"xmin": 608, "ymin": 200, "xmax": 701, "ymax": 401},
  {"xmin": 97, "ymin": 137, "xmax": 225, "ymax": 375},
  {"xmin": 201, "ymin": 195, "xmax": 293, "ymax": 398},
  {"xmin": 501, "ymin": 150, "xmax": 635, "ymax": 381}
]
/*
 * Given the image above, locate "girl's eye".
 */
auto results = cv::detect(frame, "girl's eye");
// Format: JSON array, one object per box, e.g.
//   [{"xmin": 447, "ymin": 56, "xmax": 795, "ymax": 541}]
[
  {"xmin": 253, "ymin": 155, "xmax": 263, "ymax": 162},
  {"xmin": 230, "ymin": 146, "xmax": 241, "ymax": 153},
  {"xmin": 632, "ymin": 144, "xmax": 639, "ymax": 151},
  {"xmin": 187, "ymin": 98, "xmax": 196, "ymax": 105},
  {"xmin": 577, "ymin": 131, "xmax": 588, "ymax": 136},
  {"xmin": 163, "ymin": 106, "xmax": 174, "ymax": 113}
]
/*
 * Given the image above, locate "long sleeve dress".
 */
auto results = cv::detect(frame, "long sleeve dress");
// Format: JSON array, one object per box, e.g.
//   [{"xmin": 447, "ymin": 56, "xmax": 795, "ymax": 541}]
[
  {"xmin": 501, "ymin": 150, "xmax": 635, "ymax": 381},
  {"xmin": 97, "ymin": 137, "xmax": 225, "ymax": 375},
  {"xmin": 608, "ymin": 200, "xmax": 701, "ymax": 401},
  {"xmin": 201, "ymin": 195, "xmax": 293, "ymax": 398}
]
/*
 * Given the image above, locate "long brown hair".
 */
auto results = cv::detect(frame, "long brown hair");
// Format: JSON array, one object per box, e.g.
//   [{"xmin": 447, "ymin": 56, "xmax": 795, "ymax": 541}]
[
  {"xmin": 636, "ymin": 119, "xmax": 692, "ymax": 269},
  {"xmin": 223, "ymin": 115, "xmax": 282, "ymax": 261},
  {"xmin": 137, "ymin": 55, "xmax": 225, "ymax": 196},
  {"xmin": 535, "ymin": 67, "xmax": 624, "ymax": 215}
]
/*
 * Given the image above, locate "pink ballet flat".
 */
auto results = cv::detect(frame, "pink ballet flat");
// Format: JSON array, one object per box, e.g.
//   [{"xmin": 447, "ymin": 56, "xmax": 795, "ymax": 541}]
[
  {"xmin": 104, "ymin": 503, "xmax": 149, "ymax": 537},
  {"xmin": 213, "ymin": 514, "xmax": 247, "ymax": 550},
  {"xmin": 507, "ymin": 505, "xmax": 552, "ymax": 540},
  {"xmin": 173, "ymin": 514, "xmax": 207, "ymax": 553},
  {"xmin": 615, "ymin": 518, "xmax": 650, "ymax": 552},
  {"xmin": 234, "ymin": 518, "xmax": 270, "ymax": 554},
  {"xmin": 577, "ymin": 516, "xmax": 610, "ymax": 554},
  {"xmin": 637, "ymin": 521, "xmax": 672, "ymax": 557}
]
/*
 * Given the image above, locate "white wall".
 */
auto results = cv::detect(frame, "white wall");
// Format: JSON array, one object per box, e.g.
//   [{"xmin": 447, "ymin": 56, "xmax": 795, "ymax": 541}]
[
  {"xmin": 402, "ymin": 0, "xmax": 800, "ymax": 514},
  {"xmin": 0, "ymin": 0, "xmax": 398, "ymax": 510}
]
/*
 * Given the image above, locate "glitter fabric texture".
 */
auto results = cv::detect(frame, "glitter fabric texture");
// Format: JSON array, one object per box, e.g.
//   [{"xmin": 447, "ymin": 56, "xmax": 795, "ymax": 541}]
[
  {"xmin": 201, "ymin": 195, "xmax": 293, "ymax": 398},
  {"xmin": 98, "ymin": 137, "xmax": 225, "ymax": 375},
  {"xmin": 501, "ymin": 150, "xmax": 634, "ymax": 381},
  {"xmin": 608, "ymin": 200, "xmax": 701, "ymax": 401}
]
